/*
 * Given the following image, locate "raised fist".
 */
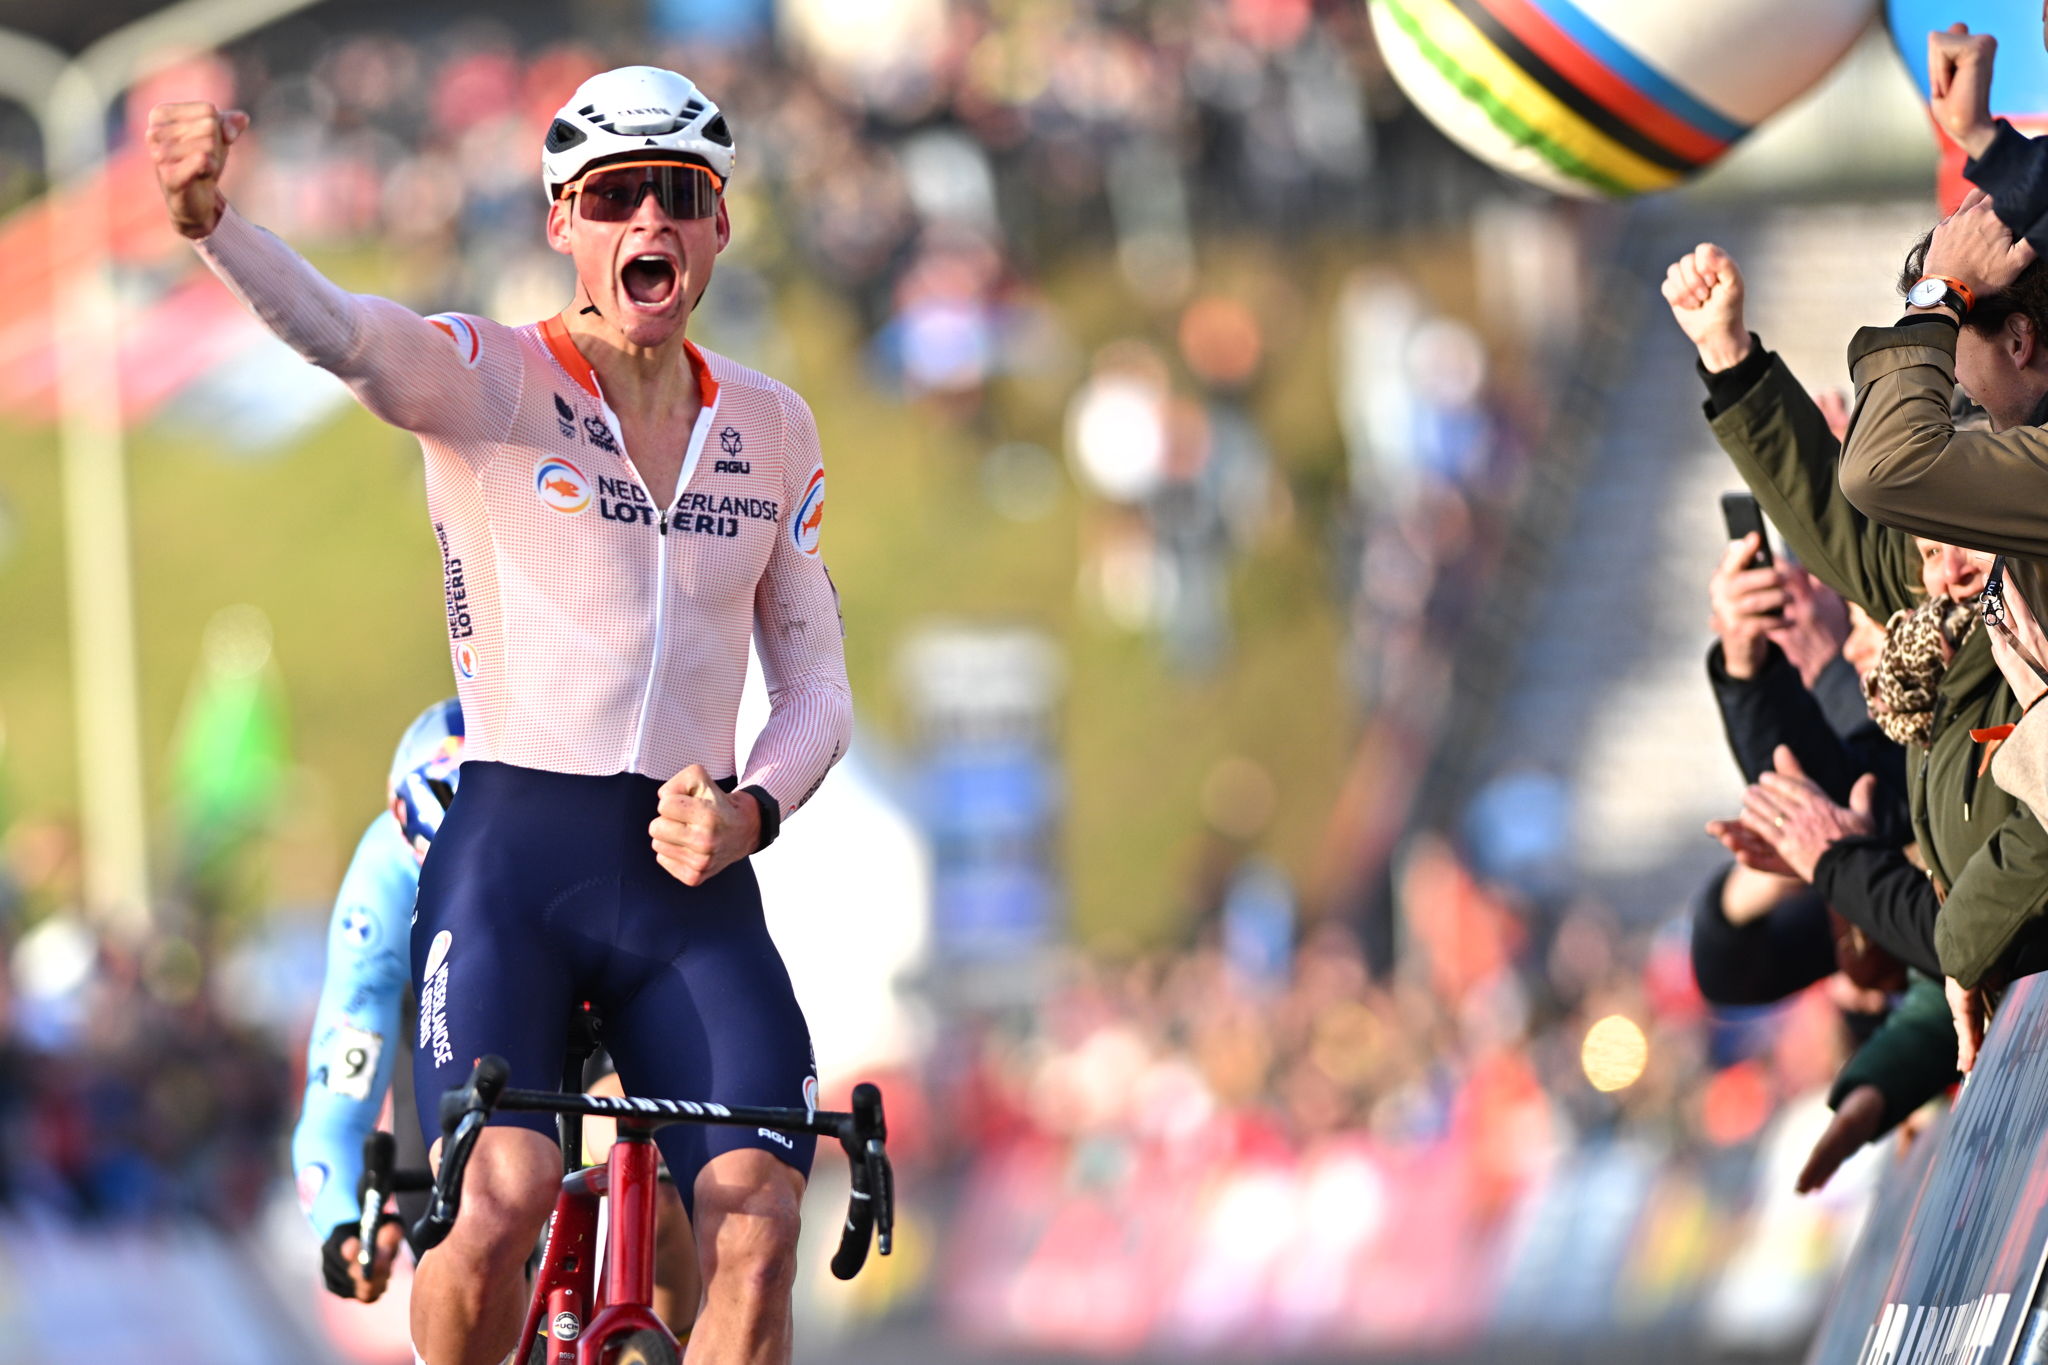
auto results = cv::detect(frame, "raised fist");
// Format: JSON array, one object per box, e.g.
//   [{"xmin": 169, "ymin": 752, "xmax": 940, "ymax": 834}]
[
  {"xmin": 146, "ymin": 101, "xmax": 249, "ymax": 240},
  {"xmin": 1929, "ymin": 23, "xmax": 1998, "ymax": 160},
  {"xmin": 1661, "ymin": 242, "xmax": 1751, "ymax": 373}
]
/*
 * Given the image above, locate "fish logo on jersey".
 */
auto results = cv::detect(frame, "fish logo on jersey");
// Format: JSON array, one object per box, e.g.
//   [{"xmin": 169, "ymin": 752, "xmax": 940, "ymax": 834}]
[
  {"xmin": 791, "ymin": 469, "xmax": 826, "ymax": 557},
  {"xmin": 426, "ymin": 314, "xmax": 483, "ymax": 368},
  {"xmin": 535, "ymin": 456, "xmax": 592, "ymax": 515}
]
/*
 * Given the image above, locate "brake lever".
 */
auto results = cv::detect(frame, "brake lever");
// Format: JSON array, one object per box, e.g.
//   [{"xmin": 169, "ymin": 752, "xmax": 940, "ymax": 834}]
[
  {"xmin": 872, "ymin": 1144, "xmax": 895, "ymax": 1257},
  {"xmin": 357, "ymin": 1130, "xmax": 395, "ymax": 1272}
]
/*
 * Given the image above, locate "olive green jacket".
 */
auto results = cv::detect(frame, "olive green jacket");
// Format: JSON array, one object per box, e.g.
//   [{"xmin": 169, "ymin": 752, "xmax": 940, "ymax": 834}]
[
  {"xmin": 1830, "ymin": 972, "xmax": 1957, "ymax": 1134},
  {"xmin": 1709, "ymin": 349, "xmax": 2048, "ymax": 987}
]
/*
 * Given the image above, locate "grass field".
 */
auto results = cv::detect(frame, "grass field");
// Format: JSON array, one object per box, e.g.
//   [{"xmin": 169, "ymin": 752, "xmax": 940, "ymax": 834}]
[{"xmin": 0, "ymin": 240, "xmax": 1365, "ymax": 947}]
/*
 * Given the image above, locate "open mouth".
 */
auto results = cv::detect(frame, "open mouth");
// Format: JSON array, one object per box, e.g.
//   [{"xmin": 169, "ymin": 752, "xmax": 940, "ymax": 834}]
[{"xmin": 621, "ymin": 254, "xmax": 679, "ymax": 308}]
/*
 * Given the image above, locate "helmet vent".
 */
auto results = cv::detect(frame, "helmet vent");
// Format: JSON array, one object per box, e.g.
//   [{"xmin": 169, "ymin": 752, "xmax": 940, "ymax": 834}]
[
  {"xmin": 545, "ymin": 118, "xmax": 588, "ymax": 153},
  {"xmin": 702, "ymin": 115, "xmax": 732, "ymax": 147}
]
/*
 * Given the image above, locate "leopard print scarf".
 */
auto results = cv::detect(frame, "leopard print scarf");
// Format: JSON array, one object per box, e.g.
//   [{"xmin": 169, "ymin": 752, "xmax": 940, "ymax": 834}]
[{"xmin": 1864, "ymin": 596, "xmax": 1978, "ymax": 746}]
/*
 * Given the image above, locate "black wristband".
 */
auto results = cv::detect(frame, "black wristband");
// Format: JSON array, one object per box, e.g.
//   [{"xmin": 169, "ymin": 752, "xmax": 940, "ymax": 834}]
[
  {"xmin": 1897, "ymin": 310, "xmax": 1961, "ymax": 332},
  {"xmin": 740, "ymin": 785, "xmax": 780, "ymax": 851}
]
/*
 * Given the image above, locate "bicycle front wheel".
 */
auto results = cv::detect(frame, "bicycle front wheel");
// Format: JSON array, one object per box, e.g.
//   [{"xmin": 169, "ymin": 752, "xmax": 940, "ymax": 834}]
[{"xmin": 608, "ymin": 1328, "xmax": 679, "ymax": 1365}]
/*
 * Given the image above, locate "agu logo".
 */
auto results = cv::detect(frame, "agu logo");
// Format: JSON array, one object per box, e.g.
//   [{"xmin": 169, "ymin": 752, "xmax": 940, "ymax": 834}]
[
  {"xmin": 535, "ymin": 456, "xmax": 591, "ymax": 515},
  {"xmin": 792, "ymin": 469, "xmax": 826, "ymax": 557},
  {"xmin": 426, "ymin": 314, "xmax": 483, "ymax": 368},
  {"xmin": 455, "ymin": 642, "xmax": 478, "ymax": 679}
]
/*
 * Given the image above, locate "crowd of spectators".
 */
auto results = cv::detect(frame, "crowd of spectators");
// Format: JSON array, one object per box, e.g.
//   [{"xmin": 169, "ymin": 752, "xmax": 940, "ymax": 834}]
[
  {"xmin": 916, "ymin": 826, "xmax": 1860, "ymax": 1350},
  {"xmin": 0, "ymin": 867, "xmax": 290, "ymax": 1227}
]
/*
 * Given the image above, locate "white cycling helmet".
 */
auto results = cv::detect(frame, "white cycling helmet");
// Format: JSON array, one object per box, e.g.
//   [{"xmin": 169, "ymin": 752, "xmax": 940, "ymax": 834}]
[{"xmin": 542, "ymin": 66, "xmax": 735, "ymax": 201}]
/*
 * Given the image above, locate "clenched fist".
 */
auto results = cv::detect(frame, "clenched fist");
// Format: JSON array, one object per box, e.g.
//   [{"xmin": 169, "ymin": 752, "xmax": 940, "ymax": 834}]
[
  {"xmin": 1661, "ymin": 242, "xmax": 1751, "ymax": 373},
  {"xmin": 649, "ymin": 763, "xmax": 761, "ymax": 887},
  {"xmin": 146, "ymin": 101, "xmax": 249, "ymax": 239},
  {"xmin": 1929, "ymin": 23, "xmax": 1998, "ymax": 160}
]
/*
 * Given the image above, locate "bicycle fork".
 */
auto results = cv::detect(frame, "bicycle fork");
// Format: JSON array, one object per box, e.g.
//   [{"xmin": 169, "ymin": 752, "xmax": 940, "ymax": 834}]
[{"xmin": 518, "ymin": 1120, "xmax": 671, "ymax": 1364}]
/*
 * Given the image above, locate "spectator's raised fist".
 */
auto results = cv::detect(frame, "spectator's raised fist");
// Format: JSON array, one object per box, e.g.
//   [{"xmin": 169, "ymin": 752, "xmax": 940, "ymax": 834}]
[
  {"xmin": 1929, "ymin": 23, "xmax": 1999, "ymax": 160},
  {"xmin": 1661, "ymin": 243, "xmax": 1751, "ymax": 373},
  {"xmin": 146, "ymin": 101, "xmax": 249, "ymax": 240}
]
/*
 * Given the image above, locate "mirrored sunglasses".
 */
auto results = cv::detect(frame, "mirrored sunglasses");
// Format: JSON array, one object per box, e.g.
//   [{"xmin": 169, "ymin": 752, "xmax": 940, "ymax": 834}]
[{"xmin": 568, "ymin": 162, "xmax": 721, "ymax": 223}]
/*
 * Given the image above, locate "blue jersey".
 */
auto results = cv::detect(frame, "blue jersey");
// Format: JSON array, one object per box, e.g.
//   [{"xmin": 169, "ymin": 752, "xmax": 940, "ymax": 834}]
[{"xmin": 291, "ymin": 814, "xmax": 419, "ymax": 1236}]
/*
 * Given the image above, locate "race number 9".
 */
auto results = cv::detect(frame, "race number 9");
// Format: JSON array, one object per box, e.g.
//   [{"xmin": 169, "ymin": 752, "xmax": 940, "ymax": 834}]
[{"xmin": 325, "ymin": 1025, "xmax": 384, "ymax": 1101}]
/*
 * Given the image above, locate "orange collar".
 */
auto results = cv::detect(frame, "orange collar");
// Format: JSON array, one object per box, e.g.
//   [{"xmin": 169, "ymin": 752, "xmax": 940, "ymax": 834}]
[{"xmin": 538, "ymin": 313, "xmax": 719, "ymax": 407}]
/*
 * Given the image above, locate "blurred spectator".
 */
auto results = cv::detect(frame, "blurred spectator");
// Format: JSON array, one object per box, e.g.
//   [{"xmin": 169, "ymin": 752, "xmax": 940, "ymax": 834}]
[{"xmin": 2, "ymin": 910, "xmax": 288, "ymax": 1226}]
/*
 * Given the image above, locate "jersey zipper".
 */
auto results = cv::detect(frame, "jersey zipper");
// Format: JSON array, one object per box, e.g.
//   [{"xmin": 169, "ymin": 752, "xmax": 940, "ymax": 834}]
[{"xmin": 614, "ymin": 388, "xmax": 719, "ymax": 771}]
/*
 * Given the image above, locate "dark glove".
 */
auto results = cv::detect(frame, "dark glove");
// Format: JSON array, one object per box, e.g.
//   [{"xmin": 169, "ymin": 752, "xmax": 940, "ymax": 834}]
[{"xmin": 322, "ymin": 1214, "xmax": 404, "ymax": 1299}]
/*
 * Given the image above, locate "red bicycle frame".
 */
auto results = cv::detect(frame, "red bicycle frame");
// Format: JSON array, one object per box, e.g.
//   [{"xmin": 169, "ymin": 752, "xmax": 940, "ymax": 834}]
[
  {"xmin": 410, "ymin": 1052, "xmax": 890, "ymax": 1364},
  {"xmin": 517, "ymin": 1121, "xmax": 670, "ymax": 1365}
]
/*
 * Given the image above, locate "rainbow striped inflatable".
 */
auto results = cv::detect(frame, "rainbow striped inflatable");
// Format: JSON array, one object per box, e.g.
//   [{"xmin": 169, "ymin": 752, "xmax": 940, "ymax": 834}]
[{"xmin": 1369, "ymin": 0, "xmax": 1876, "ymax": 197}]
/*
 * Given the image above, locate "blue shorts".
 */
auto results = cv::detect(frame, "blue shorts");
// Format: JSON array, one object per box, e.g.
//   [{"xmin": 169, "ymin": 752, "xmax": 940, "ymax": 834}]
[{"xmin": 409, "ymin": 761, "xmax": 817, "ymax": 1212}]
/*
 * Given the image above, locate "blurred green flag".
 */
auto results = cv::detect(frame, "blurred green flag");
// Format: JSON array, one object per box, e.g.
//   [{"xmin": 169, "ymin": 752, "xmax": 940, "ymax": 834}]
[{"xmin": 171, "ymin": 605, "xmax": 290, "ymax": 869}]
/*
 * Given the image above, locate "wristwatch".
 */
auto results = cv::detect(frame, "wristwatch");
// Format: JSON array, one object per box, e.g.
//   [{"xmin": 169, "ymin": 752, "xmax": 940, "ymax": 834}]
[{"xmin": 1907, "ymin": 274, "xmax": 1976, "ymax": 321}]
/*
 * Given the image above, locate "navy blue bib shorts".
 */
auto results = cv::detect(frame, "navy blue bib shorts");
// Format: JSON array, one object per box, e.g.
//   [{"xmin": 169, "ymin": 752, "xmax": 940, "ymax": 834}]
[{"xmin": 409, "ymin": 761, "xmax": 818, "ymax": 1210}]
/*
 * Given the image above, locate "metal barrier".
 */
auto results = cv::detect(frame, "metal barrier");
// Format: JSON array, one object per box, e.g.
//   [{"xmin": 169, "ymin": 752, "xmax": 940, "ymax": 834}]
[{"xmin": 1815, "ymin": 973, "xmax": 2048, "ymax": 1364}]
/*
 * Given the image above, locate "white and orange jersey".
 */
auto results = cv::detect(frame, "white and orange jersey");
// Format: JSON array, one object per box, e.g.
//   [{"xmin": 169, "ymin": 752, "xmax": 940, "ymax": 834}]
[{"xmin": 193, "ymin": 206, "xmax": 850, "ymax": 816}]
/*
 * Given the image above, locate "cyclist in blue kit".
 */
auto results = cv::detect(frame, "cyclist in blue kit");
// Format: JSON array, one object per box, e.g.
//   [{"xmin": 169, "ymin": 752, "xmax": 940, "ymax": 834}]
[{"xmin": 293, "ymin": 700, "xmax": 463, "ymax": 1299}]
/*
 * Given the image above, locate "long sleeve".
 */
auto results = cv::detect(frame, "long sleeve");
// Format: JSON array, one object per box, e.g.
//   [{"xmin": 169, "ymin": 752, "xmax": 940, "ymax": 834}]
[
  {"xmin": 1966, "ymin": 119, "xmax": 2048, "ymax": 253},
  {"xmin": 738, "ymin": 388, "xmax": 852, "ymax": 817},
  {"xmin": 1934, "ymin": 804, "xmax": 2048, "ymax": 988},
  {"xmin": 1811, "ymin": 836, "xmax": 1943, "ymax": 979},
  {"xmin": 1707, "ymin": 642, "xmax": 1864, "ymax": 798},
  {"xmin": 191, "ymin": 204, "xmax": 519, "ymax": 448},
  {"xmin": 1837, "ymin": 320, "xmax": 2048, "ymax": 563},
  {"xmin": 1689, "ymin": 864, "xmax": 1838, "ymax": 1006},
  {"xmin": 1704, "ymin": 343, "xmax": 1924, "ymax": 620},
  {"xmin": 290, "ymin": 816, "xmax": 419, "ymax": 1237},
  {"xmin": 1705, "ymin": 644, "xmax": 1911, "ymax": 842},
  {"xmin": 1828, "ymin": 973, "xmax": 1957, "ymax": 1136}
]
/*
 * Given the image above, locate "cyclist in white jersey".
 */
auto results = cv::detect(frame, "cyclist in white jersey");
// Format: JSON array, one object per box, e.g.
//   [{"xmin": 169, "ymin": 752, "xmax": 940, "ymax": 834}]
[{"xmin": 150, "ymin": 66, "xmax": 850, "ymax": 1365}]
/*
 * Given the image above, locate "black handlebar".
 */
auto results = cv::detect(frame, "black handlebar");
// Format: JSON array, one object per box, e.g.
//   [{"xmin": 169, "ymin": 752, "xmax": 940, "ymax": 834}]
[
  {"xmin": 413, "ymin": 1056, "xmax": 895, "ymax": 1278},
  {"xmin": 410, "ymin": 1054, "xmax": 511, "ymax": 1253},
  {"xmin": 830, "ymin": 1082, "xmax": 893, "ymax": 1280}
]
